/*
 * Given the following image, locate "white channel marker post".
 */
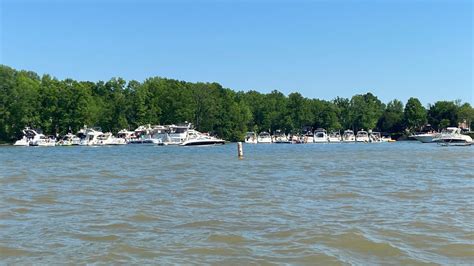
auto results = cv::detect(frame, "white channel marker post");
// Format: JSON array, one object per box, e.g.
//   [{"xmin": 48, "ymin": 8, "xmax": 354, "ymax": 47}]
[{"xmin": 237, "ymin": 142, "xmax": 243, "ymax": 159}]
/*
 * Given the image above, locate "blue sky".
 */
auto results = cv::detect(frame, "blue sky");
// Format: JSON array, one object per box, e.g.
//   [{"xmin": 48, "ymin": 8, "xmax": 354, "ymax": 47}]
[{"xmin": 1, "ymin": 0, "xmax": 472, "ymax": 105}]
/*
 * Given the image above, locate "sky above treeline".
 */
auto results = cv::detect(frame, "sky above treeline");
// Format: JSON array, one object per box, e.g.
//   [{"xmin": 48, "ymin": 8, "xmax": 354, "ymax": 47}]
[{"xmin": 1, "ymin": 0, "xmax": 472, "ymax": 105}]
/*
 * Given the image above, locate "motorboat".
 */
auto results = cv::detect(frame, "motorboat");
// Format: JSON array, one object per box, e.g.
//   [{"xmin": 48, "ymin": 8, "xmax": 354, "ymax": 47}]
[
  {"xmin": 14, "ymin": 127, "xmax": 42, "ymax": 146},
  {"xmin": 273, "ymin": 130, "xmax": 291, "ymax": 144},
  {"xmin": 58, "ymin": 133, "xmax": 80, "ymax": 146},
  {"xmin": 381, "ymin": 133, "xmax": 394, "ymax": 142},
  {"xmin": 97, "ymin": 132, "xmax": 127, "ymax": 145},
  {"xmin": 129, "ymin": 125, "xmax": 154, "ymax": 144},
  {"xmin": 411, "ymin": 132, "xmax": 440, "ymax": 143},
  {"xmin": 31, "ymin": 135, "xmax": 56, "ymax": 147},
  {"xmin": 14, "ymin": 136, "xmax": 30, "ymax": 146},
  {"xmin": 14, "ymin": 127, "xmax": 52, "ymax": 146},
  {"xmin": 313, "ymin": 128, "xmax": 328, "ymax": 143},
  {"xmin": 328, "ymin": 131, "xmax": 341, "ymax": 142},
  {"xmin": 150, "ymin": 125, "xmax": 168, "ymax": 144},
  {"xmin": 289, "ymin": 134, "xmax": 304, "ymax": 144},
  {"xmin": 303, "ymin": 130, "xmax": 314, "ymax": 143},
  {"xmin": 433, "ymin": 127, "xmax": 473, "ymax": 146},
  {"xmin": 369, "ymin": 132, "xmax": 382, "ymax": 143},
  {"xmin": 257, "ymin": 132, "xmax": 272, "ymax": 143},
  {"xmin": 161, "ymin": 123, "xmax": 193, "ymax": 145},
  {"xmin": 244, "ymin": 132, "xmax": 258, "ymax": 144},
  {"xmin": 342, "ymin": 130, "xmax": 355, "ymax": 142},
  {"xmin": 356, "ymin": 130, "xmax": 370, "ymax": 142},
  {"xmin": 117, "ymin": 129, "xmax": 135, "ymax": 143},
  {"xmin": 79, "ymin": 127, "xmax": 103, "ymax": 146},
  {"xmin": 180, "ymin": 129, "xmax": 225, "ymax": 146}
]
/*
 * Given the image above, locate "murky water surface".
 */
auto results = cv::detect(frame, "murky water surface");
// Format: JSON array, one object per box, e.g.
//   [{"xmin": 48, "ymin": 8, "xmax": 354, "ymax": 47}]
[{"xmin": 0, "ymin": 143, "xmax": 473, "ymax": 264}]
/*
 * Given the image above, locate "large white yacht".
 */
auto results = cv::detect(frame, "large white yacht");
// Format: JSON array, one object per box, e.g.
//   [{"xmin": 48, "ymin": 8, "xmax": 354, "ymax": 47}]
[
  {"xmin": 129, "ymin": 125, "xmax": 154, "ymax": 144},
  {"xmin": 328, "ymin": 131, "xmax": 341, "ymax": 142},
  {"xmin": 96, "ymin": 132, "xmax": 127, "ymax": 145},
  {"xmin": 79, "ymin": 127, "xmax": 104, "ymax": 146},
  {"xmin": 162, "ymin": 123, "xmax": 193, "ymax": 145},
  {"xmin": 342, "ymin": 130, "xmax": 356, "ymax": 142},
  {"xmin": 356, "ymin": 130, "xmax": 370, "ymax": 142},
  {"xmin": 14, "ymin": 127, "xmax": 48, "ymax": 146},
  {"xmin": 58, "ymin": 133, "xmax": 80, "ymax": 146},
  {"xmin": 313, "ymin": 128, "xmax": 328, "ymax": 143},
  {"xmin": 433, "ymin": 127, "xmax": 472, "ymax": 146},
  {"xmin": 412, "ymin": 132, "xmax": 440, "ymax": 143},
  {"xmin": 273, "ymin": 130, "xmax": 290, "ymax": 144},
  {"xmin": 180, "ymin": 129, "xmax": 225, "ymax": 146},
  {"xmin": 32, "ymin": 135, "xmax": 56, "ymax": 146},
  {"xmin": 117, "ymin": 129, "xmax": 134, "ymax": 143},
  {"xmin": 244, "ymin": 132, "xmax": 258, "ymax": 144},
  {"xmin": 257, "ymin": 132, "xmax": 272, "ymax": 143}
]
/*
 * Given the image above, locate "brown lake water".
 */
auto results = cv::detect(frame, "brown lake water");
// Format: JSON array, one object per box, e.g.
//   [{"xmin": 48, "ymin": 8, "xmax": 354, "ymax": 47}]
[{"xmin": 0, "ymin": 142, "xmax": 473, "ymax": 264}]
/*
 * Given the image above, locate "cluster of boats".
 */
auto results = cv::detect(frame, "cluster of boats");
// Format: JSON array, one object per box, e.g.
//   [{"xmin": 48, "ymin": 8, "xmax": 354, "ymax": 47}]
[
  {"xmin": 411, "ymin": 127, "xmax": 473, "ymax": 146},
  {"xmin": 13, "ymin": 123, "xmax": 226, "ymax": 147},
  {"xmin": 244, "ymin": 129, "xmax": 394, "ymax": 144}
]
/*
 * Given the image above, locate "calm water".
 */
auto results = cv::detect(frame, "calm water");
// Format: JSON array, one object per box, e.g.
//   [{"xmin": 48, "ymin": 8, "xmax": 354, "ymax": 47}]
[{"xmin": 0, "ymin": 142, "xmax": 473, "ymax": 264}]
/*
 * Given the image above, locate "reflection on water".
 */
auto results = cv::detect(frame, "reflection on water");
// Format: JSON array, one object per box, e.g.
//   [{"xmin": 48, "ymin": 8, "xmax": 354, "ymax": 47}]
[{"xmin": 0, "ymin": 143, "xmax": 473, "ymax": 264}]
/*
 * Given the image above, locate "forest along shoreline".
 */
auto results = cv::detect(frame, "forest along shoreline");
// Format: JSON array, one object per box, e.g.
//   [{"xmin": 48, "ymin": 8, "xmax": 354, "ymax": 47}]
[{"xmin": 1, "ymin": 64, "xmax": 473, "ymax": 144}]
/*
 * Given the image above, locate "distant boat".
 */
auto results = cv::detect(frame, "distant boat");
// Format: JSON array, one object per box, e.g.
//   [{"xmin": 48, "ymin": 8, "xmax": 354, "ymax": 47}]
[
  {"xmin": 257, "ymin": 132, "xmax": 272, "ymax": 143},
  {"xmin": 328, "ymin": 131, "xmax": 341, "ymax": 142},
  {"xmin": 79, "ymin": 127, "xmax": 103, "ymax": 146},
  {"xmin": 97, "ymin": 132, "xmax": 127, "ymax": 145},
  {"xmin": 244, "ymin": 132, "xmax": 257, "ymax": 144},
  {"xmin": 433, "ymin": 127, "xmax": 472, "ymax": 146},
  {"xmin": 273, "ymin": 130, "xmax": 291, "ymax": 144},
  {"xmin": 180, "ymin": 129, "xmax": 225, "ymax": 146},
  {"xmin": 58, "ymin": 133, "xmax": 80, "ymax": 146},
  {"xmin": 303, "ymin": 131, "xmax": 314, "ymax": 143},
  {"xmin": 412, "ymin": 132, "xmax": 440, "ymax": 143},
  {"xmin": 14, "ymin": 127, "xmax": 51, "ymax": 146},
  {"xmin": 369, "ymin": 132, "xmax": 382, "ymax": 143},
  {"xmin": 313, "ymin": 128, "xmax": 328, "ymax": 143},
  {"xmin": 356, "ymin": 130, "xmax": 369, "ymax": 142},
  {"xmin": 342, "ymin": 130, "xmax": 355, "ymax": 142}
]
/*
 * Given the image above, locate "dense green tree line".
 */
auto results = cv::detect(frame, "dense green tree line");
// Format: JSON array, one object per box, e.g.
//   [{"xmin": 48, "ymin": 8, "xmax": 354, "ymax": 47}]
[{"xmin": 1, "ymin": 65, "xmax": 473, "ymax": 142}]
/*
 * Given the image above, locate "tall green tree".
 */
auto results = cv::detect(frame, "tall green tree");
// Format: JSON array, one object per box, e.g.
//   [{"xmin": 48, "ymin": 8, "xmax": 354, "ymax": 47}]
[
  {"xmin": 378, "ymin": 99, "xmax": 404, "ymax": 133},
  {"xmin": 404, "ymin": 97, "xmax": 427, "ymax": 131}
]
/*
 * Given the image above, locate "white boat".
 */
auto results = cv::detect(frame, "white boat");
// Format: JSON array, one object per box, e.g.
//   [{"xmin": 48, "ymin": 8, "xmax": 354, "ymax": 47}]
[
  {"xmin": 162, "ymin": 123, "xmax": 193, "ymax": 145},
  {"xmin": 412, "ymin": 132, "xmax": 440, "ymax": 143},
  {"xmin": 356, "ymin": 130, "xmax": 370, "ymax": 142},
  {"xmin": 129, "ymin": 125, "xmax": 154, "ymax": 144},
  {"xmin": 31, "ymin": 135, "xmax": 56, "ymax": 147},
  {"xmin": 303, "ymin": 131, "xmax": 314, "ymax": 143},
  {"xmin": 117, "ymin": 129, "xmax": 135, "ymax": 143},
  {"xmin": 150, "ymin": 125, "xmax": 168, "ymax": 144},
  {"xmin": 58, "ymin": 133, "xmax": 80, "ymax": 146},
  {"xmin": 433, "ymin": 127, "xmax": 473, "ymax": 146},
  {"xmin": 97, "ymin": 132, "xmax": 127, "ymax": 145},
  {"xmin": 180, "ymin": 129, "xmax": 225, "ymax": 146},
  {"xmin": 79, "ymin": 127, "xmax": 103, "ymax": 146},
  {"xmin": 257, "ymin": 132, "xmax": 272, "ymax": 143},
  {"xmin": 14, "ymin": 136, "xmax": 30, "ymax": 146},
  {"xmin": 328, "ymin": 131, "xmax": 341, "ymax": 142},
  {"xmin": 273, "ymin": 130, "xmax": 290, "ymax": 144},
  {"xmin": 342, "ymin": 130, "xmax": 355, "ymax": 142},
  {"xmin": 313, "ymin": 128, "xmax": 328, "ymax": 143},
  {"xmin": 369, "ymin": 132, "xmax": 382, "ymax": 143},
  {"xmin": 14, "ymin": 127, "xmax": 41, "ymax": 146},
  {"xmin": 244, "ymin": 132, "xmax": 258, "ymax": 144}
]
